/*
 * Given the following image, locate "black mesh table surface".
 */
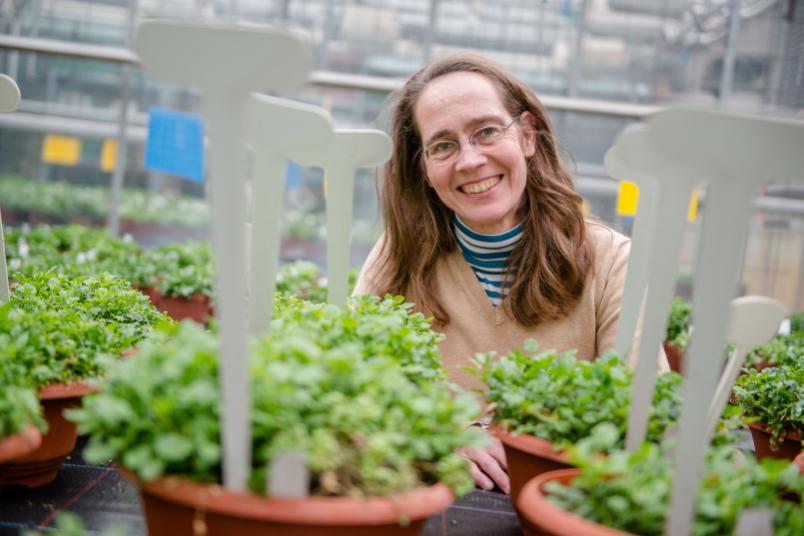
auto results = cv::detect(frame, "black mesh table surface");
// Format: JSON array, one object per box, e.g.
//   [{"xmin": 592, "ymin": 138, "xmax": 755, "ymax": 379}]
[{"xmin": 1, "ymin": 438, "xmax": 522, "ymax": 536}]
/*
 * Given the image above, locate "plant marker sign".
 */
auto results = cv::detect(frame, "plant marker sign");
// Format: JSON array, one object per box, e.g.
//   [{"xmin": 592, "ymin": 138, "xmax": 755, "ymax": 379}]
[
  {"xmin": 135, "ymin": 20, "xmax": 312, "ymax": 492},
  {"xmin": 0, "ymin": 73, "xmax": 21, "ymax": 303},
  {"xmin": 144, "ymin": 107, "xmax": 205, "ymax": 183},
  {"xmin": 605, "ymin": 108, "xmax": 804, "ymax": 535}
]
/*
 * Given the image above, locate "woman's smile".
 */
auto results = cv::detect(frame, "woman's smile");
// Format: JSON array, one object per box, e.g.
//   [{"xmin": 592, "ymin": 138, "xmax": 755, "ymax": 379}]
[{"xmin": 459, "ymin": 175, "xmax": 502, "ymax": 195}]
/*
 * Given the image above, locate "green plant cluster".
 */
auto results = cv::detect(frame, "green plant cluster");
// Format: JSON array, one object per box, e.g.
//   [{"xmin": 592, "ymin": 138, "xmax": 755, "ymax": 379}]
[
  {"xmin": 743, "ymin": 333, "xmax": 804, "ymax": 368},
  {"xmin": 132, "ymin": 242, "xmax": 215, "ymax": 299},
  {"xmin": 734, "ymin": 364, "xmax": 804, "ymax": 450},
  {"xmin": 276, "ymin": 260, "xmax": 328, "ymax": 303},
  {"xmin": 474, "ymin": 341, "xmax": 682, "ymax": 450},
  {"xmin": 789, "ymin": 311, "xmax": 804, "ymax": 334},
  {"xmin": 546, "ymin": 441, "xmax": 804, "ymax": 536},
  {"xmin": 1, "ymin": 272, "xmax": 170, "ymax": 388},
  {"xmin": 4, "ymin": 224, "xmax": 141, "ymax": 280},
  {"xmin": 0, "ymin": 362, "xmax": 45, "ymax": 437},
  {"xmin": 69, "ymin": 310, "xmax": 483, "ymax": 498},
  {"xmin": 665, "ymin": 296, "xmax": 692, "ymax": 351},
  {"xmin": 273, "ymin": 294, "xmax": 446, "ymax": 383},
  {"xmin": 0, "ymin": 176, "xmax": 209, "ymax": 227}
]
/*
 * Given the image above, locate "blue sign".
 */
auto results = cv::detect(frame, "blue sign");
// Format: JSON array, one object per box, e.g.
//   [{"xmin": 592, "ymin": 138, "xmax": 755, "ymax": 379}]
[{"xmin": 144, "ymin": 107, "xmax": 205, "ymax": 182}]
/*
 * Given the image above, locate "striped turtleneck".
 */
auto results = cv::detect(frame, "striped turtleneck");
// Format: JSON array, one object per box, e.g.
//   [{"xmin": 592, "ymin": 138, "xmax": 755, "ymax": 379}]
[{"xmin": 453, "ymin": 215, "xmax": 523, "ymax": 307}]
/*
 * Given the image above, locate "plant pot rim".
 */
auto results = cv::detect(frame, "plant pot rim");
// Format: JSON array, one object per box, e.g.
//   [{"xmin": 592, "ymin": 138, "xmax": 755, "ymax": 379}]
[
  {"xmin": 38, "ymin": 380, "xmax": 96, "ymax": 400},
  {"xmin": 120, "ymin": 468, "xmax": 454, "ymax": 525},
  {"xmin": 0, "ymin": 426, "xmax": 43, "ymax": 464},
  {"xmin": 490, "ymin": 423, "xmax": 570, "ymax": 464},
  {"xmin": 518, "ymin": 468, "xmax": 635, "ymax": 536},
  {"xmin": 744, "ymin": 420, "xmax": 802, "ymax": 442}
]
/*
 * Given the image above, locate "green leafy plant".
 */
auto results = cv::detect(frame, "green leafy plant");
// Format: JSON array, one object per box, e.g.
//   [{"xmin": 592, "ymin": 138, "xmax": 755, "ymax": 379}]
[
  {"xmin": 1, "ymin": 272, "xmax": 170, "ymax": 388},
  {"xmin": 134, "ymin": 242, "xmax": 214, "ymax": 299},
  {"xmin": 276, "ymin": 260, "xmax": 328, "ymax": 303},
  {"xmin": 743, "ymin": 333, "xmax": 804, "ymax": 368},
  {"xmin": 69, "ymin": 314, "xmax": 483, "ymax": 498},
  {"xmin": 4, "ymin": 224, "xmax": 143, "ymax": 280},
  {"xmin": 474, "ymin": 341, "xmax": 682, "ymax": 450},
  {"xmin": 0, "ymin": 358, "xmax": 46, "ymax": 437},
  {"xmin": 734, "ymin": 364, "xmax": 804, "ymax": 450},
  {"xmin": 546, "ymin": 441, "xmax": 804, "ymax": 536},
  {"xmin": 789, "ymin": 311, "xmax": 804, "ymax": 335},
  {"xmin": 665, "ymin": 296, "xmax": 692, "ymax": 351}
]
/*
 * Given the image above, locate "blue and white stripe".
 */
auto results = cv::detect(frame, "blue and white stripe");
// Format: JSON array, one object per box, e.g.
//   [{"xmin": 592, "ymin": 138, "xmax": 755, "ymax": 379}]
[{"xmin": 454, "ymin": 215, "xmax": 523, "ymax": 307}]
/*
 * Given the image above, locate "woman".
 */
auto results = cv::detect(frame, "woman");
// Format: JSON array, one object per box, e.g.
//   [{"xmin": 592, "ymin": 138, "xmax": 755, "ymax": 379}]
[{"xmin": 354, "ymin": 54, "xmax": 651, "ymax": 494}]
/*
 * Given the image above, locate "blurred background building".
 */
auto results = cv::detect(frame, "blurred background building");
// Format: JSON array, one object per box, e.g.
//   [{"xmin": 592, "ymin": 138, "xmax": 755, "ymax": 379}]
[{"xmin": 0, "ymin": 0, "xmax": 802, "ymax": 309}]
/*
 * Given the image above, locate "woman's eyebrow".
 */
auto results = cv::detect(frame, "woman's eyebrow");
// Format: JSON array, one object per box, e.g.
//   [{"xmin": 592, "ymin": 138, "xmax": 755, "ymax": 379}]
[{"xmin": 423, "ymin": 114, "xmax": 505, "ymax": 146}]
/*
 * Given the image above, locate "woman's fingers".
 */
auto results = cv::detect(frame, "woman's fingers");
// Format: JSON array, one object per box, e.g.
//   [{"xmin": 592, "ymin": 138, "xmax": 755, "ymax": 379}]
[
  {"xmin": 457, "ymin": 446, "xmax": 510, "ymax": 494},
  {"xmin": 487, "ymin": 436, "xmax": 508, "ymax": 470},
  {"xmin": 467, "ymin": 460, "xmax": 495, "ymax": 491}
]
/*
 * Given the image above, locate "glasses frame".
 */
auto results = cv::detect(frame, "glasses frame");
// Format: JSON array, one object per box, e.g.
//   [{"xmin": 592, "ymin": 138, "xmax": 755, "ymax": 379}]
[{"xmin": 423, "ymin": 117, "xmax": 519, "ymax": 163}]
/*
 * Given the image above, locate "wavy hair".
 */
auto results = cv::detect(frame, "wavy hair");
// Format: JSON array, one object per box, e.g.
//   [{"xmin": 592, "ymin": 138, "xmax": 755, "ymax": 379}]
[{"xmin": 374, "ymin": 53, "xmax": 593, "ymax": 326}]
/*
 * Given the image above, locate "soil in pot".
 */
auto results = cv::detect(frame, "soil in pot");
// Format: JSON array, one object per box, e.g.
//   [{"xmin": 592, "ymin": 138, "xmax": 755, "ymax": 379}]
[
  {"xmin": 0, "ymin": 381, "xmax": 95, "ymax": 487},
  {"xmin": 123, "ymin": 470, "xmax": 453, "ymax": 536},
  {"xmin": 747, "ymin": 422, "xmax": 802, "ymax": 462},
  {"xmin": 0, "ymin": 427, "xmax": 42, "ymax": 465},
  {"xmin": 517, "ymin": 468, "xmax": 633, "ymax": 536}
]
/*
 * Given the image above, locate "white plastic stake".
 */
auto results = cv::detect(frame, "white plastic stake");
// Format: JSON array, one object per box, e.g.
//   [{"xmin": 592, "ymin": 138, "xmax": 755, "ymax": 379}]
[
  {"xmin": 0, "ymin": 74, "xmax": 20, "ymax": 303},
  {"xmin": 704, "ymin": 296, "xmax": 787, "ymax": 443},
  {"xmin": 605, "ymin": 124, "xmax": 660, "ymax": 359},
  {"xmin": 135, "ymin": 20, "xmax": 312, "ymax": 492},
  {"xmin": 0, "ymin": 74, "xmax": 21, "ymax": 112},
  {"xmin": 315, "ymin": 130, "xmax": 391, "ymax": 307},
  {"xmin": 268, "ymin": 452, "xmax": 309, "ymax": 498},
  {"xmin": 734, "ymin": 508, "xmax": 773, "ymax": 536},
  {"xmin": 245, "ymin": 94, "xmax": 334, "ymax": 336}
]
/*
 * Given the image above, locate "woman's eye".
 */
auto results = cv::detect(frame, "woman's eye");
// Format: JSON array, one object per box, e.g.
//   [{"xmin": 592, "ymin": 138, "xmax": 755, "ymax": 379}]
[
  {"xmin": 475, "ymin": 126, "xmax": 500, "ymax": 141},
  {"xmin": 430, "ymin": 141, "xmax": 454, "ymax": 156}
]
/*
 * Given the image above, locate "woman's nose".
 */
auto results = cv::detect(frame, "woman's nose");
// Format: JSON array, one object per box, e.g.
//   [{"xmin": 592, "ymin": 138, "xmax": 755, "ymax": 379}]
[{"xmin": 453, "ymin": 140, "xmax": 487, "ymax": 171}]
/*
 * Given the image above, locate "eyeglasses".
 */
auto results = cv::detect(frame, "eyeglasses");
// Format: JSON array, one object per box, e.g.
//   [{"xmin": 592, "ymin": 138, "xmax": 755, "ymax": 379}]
[{"xmin": 423, "ymin": 118, "xmax": 518, "ymax": 162}]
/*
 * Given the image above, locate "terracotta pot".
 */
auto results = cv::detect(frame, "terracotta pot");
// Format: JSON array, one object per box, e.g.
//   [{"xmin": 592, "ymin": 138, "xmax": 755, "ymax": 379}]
[
  {"xmin": 156, "ymin": 292, "xmax": 214, "ymax": 324},
  {"xmin": 662, "ymin": 341, "xmax": 685, "ymax": 373},
  {"xmin": 0, "ymin": 381, "xmax": 96, "ymax": 487},
  {"xmin": 491, "ymin": 424, "xmax": 571, "ymax": 506},
  {"xmin": 794, "ymin": 452, "xmax": 804, "ymax": 475},
  {"xmin": 123, "ymin": 470, "xmax": 453, "ymax": 536},
  {"xmin": 139, "ymin": 286, "xmax": 162, "ymax": 307},
  {"xmin": 0, "ymin": 426, "xmax": 43, "ymax": 464},
  {"xmin": 517, "ymin": 468, "xmax": 634, "ymax": 536},
  {"xmin": 747, "ymin": 422, "xmax": 802, "ymax": 462}
]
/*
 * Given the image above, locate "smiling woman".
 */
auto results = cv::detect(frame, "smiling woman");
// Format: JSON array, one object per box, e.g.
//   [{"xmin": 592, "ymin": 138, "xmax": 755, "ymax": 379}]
[{"xmin": 354, "ymin": 53, "xmax": 659, "ymax": 495}]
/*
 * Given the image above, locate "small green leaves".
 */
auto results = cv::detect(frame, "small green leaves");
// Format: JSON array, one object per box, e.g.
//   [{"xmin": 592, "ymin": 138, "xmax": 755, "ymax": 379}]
[
  {"xmin": 475, "ymin": 342, "xmax": 682, "ymax": 451},
  {"xmin": 665, "ymin": 296, "xmax": 692, "ymax": 351}
]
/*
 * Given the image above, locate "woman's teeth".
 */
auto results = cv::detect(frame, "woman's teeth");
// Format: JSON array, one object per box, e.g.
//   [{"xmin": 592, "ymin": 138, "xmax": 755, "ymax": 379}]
[{"xmin": 461, "ymin": 176, "xmax": 500, "ymax": 194}]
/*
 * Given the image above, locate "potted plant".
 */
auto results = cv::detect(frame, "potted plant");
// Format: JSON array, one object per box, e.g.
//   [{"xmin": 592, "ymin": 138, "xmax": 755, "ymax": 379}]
[
  {"xmin": 0, "ymin": 367, "xmax": 45, "ymax": 469},
  {"xmin": 473, "ymin": 342, "xmax": 682, "ymax": 506},
  {"xmin": 69, "ymin": 296, "xmax": 483, "ymax": 535},
  {"xmin": 0, "ymin": 272, "xmax": 169, "ymax": 486},
  {"xmin": 743, "ymin": 332, "xmax": 804, "ymax": 370},
  {"xmin": 734, "ymin": 363, "xmax": 804, "ymax": 461},
  {"xmin": 518, "ymin": 440, "xmax": 804, "ymax": 536},
  {"xmin": 133, "ymin": 242, "xmax": 214, "ymax": 323},
  {"xmin": 276, "ymin": 260, "xmax": 328, "ymax": 303},
  {"xmin": 664, "ymin": 296, "xmax": 692, "ymax": 373}
]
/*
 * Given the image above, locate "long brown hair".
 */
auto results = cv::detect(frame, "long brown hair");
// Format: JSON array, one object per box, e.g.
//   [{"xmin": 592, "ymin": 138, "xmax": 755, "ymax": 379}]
[{"xmin": 375, "ymin": 53, "xmax": 593, "ymax": 326}]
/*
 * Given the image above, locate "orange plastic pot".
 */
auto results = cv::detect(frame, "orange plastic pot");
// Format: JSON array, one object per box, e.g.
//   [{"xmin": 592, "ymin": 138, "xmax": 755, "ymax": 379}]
[
  {"xmin": 156, "ymin": 292, "xmax": 214, "ymax": 324},
  {"xmin": 517, "ymin": 468, "xmax": 634, "ymax": 536},
  {"xmin": 794, "ymin": 452, "xmax": 804, "ymax": 475},
  {"xmin": 491, "ymin": 424, "xmax": 571, "ymax": 506},
  {"xmin": 0, "ymin": 427, "xmax": 42, "ymax": 465},
  {"xmin": 0, "ymin": 381, "xmax": 96, "ymax": 487},
  {"xmin": 122, "ymin": 470, "xmax": 453, "ymax": 536},
  {"xmin": 747, "ymin": 422, "xmax": 802, "ymax": 462},
  {"xmin": 662, "ymin": 341, "xmax": 684, "ymax": 374}
]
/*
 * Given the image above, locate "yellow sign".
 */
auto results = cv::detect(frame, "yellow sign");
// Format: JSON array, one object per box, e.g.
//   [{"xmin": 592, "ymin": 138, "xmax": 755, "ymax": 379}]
[
  {"xmin": 687, "ymin": 189, "xmax": 699, "ymax": 222},
  {"xmin": 580, "ymin": 198, "xmax": 590, "ymax": 217},
  {"xmin": 101, "ymin": 138, "xmax": 117, "ymax": 172},
  {"xmin": 616, "ymin": 180, "xmax": 639, "ymax": 216},
  {"xmin": 42, "ymin": 134, "xmax": 81, "ymax": 166}
]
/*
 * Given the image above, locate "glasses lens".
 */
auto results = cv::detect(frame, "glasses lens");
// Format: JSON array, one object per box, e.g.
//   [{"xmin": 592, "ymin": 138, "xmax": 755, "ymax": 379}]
[{"xmin": 427, "ymin": 140, "xmax": 457, "ymax": 161}]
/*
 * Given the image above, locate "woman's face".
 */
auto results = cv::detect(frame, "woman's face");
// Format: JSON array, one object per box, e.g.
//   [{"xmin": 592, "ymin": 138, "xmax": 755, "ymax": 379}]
[{"xmin": 414, "ymin": 71, "xmax": 536, "ymax": 234}]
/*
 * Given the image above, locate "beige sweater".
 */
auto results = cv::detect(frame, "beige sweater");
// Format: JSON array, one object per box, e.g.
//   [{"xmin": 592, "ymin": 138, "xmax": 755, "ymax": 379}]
[{"xmin": 354, "ymin": 220, "xmax": 663, "ymax": 391}]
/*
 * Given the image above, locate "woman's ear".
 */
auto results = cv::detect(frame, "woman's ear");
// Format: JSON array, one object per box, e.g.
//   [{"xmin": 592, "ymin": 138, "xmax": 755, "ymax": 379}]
[{"xmin": 519, "ymin": 111, "xmax": 537, "ymax": 158}]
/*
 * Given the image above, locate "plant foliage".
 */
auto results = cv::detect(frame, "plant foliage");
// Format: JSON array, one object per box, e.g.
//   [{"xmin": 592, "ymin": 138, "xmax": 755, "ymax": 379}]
[
  {"xmin": 474, "ymin": 341, "xmax": 682, "ymax": 450},
  {"xmin": 665, "ymin": 296, "xmax": 692, "ymax": 351}
]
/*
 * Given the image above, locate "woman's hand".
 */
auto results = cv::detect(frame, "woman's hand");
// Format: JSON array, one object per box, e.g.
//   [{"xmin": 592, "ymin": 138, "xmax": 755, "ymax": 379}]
[{"xmin": 456, "ymin": 430, "xmax": 510, "ymax": 494}]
